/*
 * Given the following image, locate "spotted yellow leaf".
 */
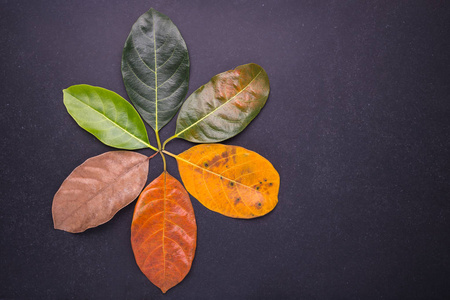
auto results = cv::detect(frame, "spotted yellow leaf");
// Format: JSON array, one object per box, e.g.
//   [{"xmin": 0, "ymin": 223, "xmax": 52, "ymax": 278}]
[{"xmin": 167, "ymin": 144, "xmax": 279, "ymax": 218}]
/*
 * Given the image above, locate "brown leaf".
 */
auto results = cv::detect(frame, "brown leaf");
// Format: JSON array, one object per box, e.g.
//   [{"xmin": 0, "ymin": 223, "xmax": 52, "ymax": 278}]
[
  {"xmin": 131, "ymin": 172, "xmax": 197, "ymax": 293},
  {"xmin": 52, "ymin": 151, "xmax": 149, "ymax": 233},
  {"xmin": 172, "ymin": 144, "xmax": 279, "ymax": 218}
]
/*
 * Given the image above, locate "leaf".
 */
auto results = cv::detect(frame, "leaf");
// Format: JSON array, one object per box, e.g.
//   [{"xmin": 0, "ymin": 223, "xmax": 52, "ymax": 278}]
[
  {"xmin": 63, "ymin": 85, "xmax": 154, "ymax": 150},
  {"xmin": 174, "ymin": 63, "xmax": 270, "ymax": 143},
  {"xmin": 131, "ymin": 172, "xmax": 196, "ymax": 293},
  {"xmin": 170, "ymin": 144, "xmax": 279, "ymax": 218},
  {"xmin": 122, "ymin": 8, "xmax": 190, "ymax": 131},
  {"xmin": 52, "ymin": 151, "xmax": 149, "ymax": 233}
]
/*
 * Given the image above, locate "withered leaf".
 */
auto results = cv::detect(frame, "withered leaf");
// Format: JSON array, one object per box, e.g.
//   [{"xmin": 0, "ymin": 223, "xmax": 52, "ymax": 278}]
[
  {"xmin": 131, "ymin": 172, "xmax": 197, "ymax": 293},
  {"xmin": 52, "ymin": 151, "xmax": 149, "ymax": 233},
  {"xmin": 170, "ymin": 144, "xmax": 279, "ymax": 218}
]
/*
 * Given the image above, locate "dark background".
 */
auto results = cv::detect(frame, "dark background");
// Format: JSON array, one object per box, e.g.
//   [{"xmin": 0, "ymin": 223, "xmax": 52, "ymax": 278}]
[{"xmin": 1, "ymin": 0, "xmax": 449, "ymax": 299}]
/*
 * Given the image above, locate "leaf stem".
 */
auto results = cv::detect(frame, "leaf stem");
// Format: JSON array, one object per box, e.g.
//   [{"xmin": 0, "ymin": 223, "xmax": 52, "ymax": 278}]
[
  {"xmin": 161, "ymin": 151, "xmax": 167, "ymax": 171},
  {"xmin": 162, "ymin": 135, "xmax": 177, "ymax": 150},
  {"xmin": 153, "ymin": 130, "xmax": 166, "ymax": 169},
  {"xmin": 146, "ymin": 142, "xmax": 159, "ymax": 152},
  {"xmin": 147, "ymin": 151, "xmax": 159, "ymax": 160},
  {"xmin": 162, "ymin": 150, "xmax": 177, "ymax": 159},
  {"xmin": 155, "ymin": 129, "xmax": 162, "ymax": 150}
]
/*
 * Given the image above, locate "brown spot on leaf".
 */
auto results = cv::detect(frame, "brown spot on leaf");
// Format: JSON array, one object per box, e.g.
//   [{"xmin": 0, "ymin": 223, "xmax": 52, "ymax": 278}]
[
  {"xmin": 207, "ymin": 152, "xmax": 230, "ymax": 168},
  {"xmin": 242, "ymin": 168, "xmax": 252, "ymax": 175},
  {"xmin": 229, "ymin": 182, "xmax": 234, "ymax": 187},
  {"xmin": 208, "ymin": 156, "xmax": 220, "ymax": 166},
  {"xmin": 230, "ymin": 147, "xmax": 237, "ymax": 162},
  {"xmin": 234, "ymin": 197, "xmax": 240, "ymax": 205}
]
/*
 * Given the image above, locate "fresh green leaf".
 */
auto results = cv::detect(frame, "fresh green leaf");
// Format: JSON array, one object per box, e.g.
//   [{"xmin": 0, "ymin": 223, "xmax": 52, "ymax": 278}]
[
  {"xmin": 63, "ymin": 84, "xmax": 154, "ymax": 150},
  {"xmin": 122, "ymin": 8, "xmax": 190, "ymax": 131},
  {"xmin": 172, "ymin": 63, "xmax": 270, "ymax": 143}
]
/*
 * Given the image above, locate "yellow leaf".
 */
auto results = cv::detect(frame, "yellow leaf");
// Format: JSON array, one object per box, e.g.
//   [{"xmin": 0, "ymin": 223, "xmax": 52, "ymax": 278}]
[{"xmin": 170, "ymin": 144, "xmax": 279, "ymax": 218}]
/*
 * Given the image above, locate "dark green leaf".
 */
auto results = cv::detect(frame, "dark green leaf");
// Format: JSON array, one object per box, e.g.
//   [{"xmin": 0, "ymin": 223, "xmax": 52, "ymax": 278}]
[
  {"xmin": 63, "ymin": 85, "xmax": 153, "ymax": 150},
  {"xmin": 174, "ymin": 63, "xmax": 270, "ymax": 143},
  {"xmin": 122, "ymin": 8, "xmax": 190, "ymax": 131}
]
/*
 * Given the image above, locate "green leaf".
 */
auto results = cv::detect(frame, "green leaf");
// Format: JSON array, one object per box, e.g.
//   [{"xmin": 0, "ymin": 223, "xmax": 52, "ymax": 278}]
[
  {"xmin": 63, "ymin": 84, "xmax": 154, "ymax": 150},
  {"xmin": 173, "ymin": 63, "xmax": 270, "ymax": 143},
  {"xmin": 121, "ymin": 8, "xmax": 190, "ymax": 131}
]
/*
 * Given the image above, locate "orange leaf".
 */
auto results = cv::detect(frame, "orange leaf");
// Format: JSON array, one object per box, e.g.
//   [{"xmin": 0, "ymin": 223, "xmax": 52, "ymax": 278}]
[
  {"xmin": 131, "ymin": 172, "xmax": 197, "ymax": 293},
  {"xmin": 173, "ymin": 144, "xmax": 279, "ymax": 218},
  {"xmin": 52, "ymin": 151, "xmax": 149, "ymax": 233}
]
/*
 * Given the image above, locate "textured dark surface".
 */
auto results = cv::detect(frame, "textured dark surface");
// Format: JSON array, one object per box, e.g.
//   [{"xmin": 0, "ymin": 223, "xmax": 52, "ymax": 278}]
[{"xmin": 1, "ymin": 1, "xmax": 449, "ymax": 299}]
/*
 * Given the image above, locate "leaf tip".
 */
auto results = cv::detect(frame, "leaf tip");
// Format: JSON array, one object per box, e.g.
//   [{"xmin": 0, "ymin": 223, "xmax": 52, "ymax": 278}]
[{"xmin": 158, "ymin": 283, "xmax": 175, "ymax": 294}]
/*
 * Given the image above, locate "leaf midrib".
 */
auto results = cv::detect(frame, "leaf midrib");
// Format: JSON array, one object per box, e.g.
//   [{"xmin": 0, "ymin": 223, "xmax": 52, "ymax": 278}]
[
  {"xmin": 175, "ymin": 69, "xmax": 263, "ymax": 137},
  {"xmin": 153, "ymin": 15, "xmax": 159, "ymax": 131},
  {"xmin": 162, "ymin": 171, "xmax": 167, "ymax": 282},
  {"xmin": 165, "ymin": 150, "xmax": 263, "ymax": 192}
]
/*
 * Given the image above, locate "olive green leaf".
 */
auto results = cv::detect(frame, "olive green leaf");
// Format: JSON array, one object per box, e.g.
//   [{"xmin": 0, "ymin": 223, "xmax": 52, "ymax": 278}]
[
  {"xmin": 121, "ymin": 8, "xmax": 190, "ymax": 132},
  {"xmin": 63, "ymin": 84, "xmax": 155, "ymax": 150},
  {"xmin": 171, "ymin": 63, "xmax": 270, "ymax": 144}
]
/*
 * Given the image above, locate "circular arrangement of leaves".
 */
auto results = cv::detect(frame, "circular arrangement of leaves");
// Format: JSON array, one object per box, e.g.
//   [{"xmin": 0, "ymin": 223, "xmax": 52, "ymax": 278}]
[{"xmin": 52, "ymin": 8, "xmax": 280, "ymax": 293}]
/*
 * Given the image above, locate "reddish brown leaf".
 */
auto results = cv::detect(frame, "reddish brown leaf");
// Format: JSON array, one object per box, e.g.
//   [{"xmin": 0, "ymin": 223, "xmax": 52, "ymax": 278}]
[
  {"xmin": 52, "ymin": 151, "xmax": 149, "ymax": 233},
  {"xmin": 131, "ymin": 172, "xmax": 197, "ymax": 293}
]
